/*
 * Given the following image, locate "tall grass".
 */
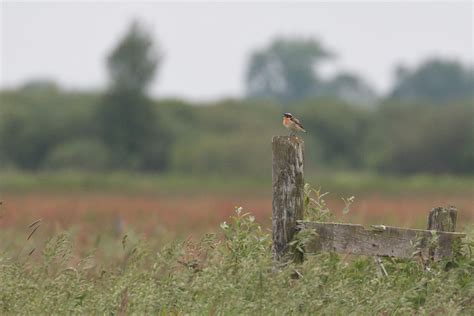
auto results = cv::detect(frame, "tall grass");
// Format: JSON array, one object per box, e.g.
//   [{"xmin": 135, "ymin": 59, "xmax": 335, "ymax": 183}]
[{"xmin": 1, "ymin": 205, "xmax": 473, "ymax": 314}]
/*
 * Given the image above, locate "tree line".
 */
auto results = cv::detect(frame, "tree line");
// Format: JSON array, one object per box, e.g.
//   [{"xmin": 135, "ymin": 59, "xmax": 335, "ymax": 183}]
[{"xmin": 1, "ymin": 21, "xmax": 473, "ymax": 175}]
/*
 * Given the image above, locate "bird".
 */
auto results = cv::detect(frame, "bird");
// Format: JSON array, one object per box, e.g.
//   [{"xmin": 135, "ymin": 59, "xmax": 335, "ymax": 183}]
[{"xmin": 282, "ymin": 113, "xmax": 306, "ymax": 136}]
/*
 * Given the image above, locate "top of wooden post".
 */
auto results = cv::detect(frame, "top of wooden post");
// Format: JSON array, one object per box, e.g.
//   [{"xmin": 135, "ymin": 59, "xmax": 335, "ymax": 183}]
[
  {"xmin": 272, "ymin": 135, "xmax": 304, "ymax": 145},
  {"xmin": 428, "ymin": 206, "xmax": 457, "ymax": 232}
]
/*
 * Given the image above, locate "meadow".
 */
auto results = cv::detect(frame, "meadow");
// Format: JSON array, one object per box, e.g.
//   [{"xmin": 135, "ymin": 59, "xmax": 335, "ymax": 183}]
[
  {"xmin": 1, "ymin": 172, "xmax": 473, "ymax": 314},
  {"xmin": 2, "ymin": 6, "xmax": 473, "ymax": 313}
]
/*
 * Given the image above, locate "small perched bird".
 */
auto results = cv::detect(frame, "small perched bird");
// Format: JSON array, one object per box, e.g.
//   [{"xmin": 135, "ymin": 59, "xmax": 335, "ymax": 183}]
[{"xmin": 283, "ymin": 113, "xmax": 306, "ymax": 136}]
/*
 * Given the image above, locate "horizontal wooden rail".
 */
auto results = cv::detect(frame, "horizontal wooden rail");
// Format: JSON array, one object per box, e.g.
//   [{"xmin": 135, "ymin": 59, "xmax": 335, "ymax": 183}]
[{"xmin": 297, "ymin": 221, "xmax": 465, "ymax": 260}]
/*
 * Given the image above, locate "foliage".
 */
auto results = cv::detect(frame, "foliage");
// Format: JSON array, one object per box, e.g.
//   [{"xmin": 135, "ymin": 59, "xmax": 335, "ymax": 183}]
[
  {"xmin": 0, "ymin": 90, "xmax": 99, "ymax": 170},
  {"xmin": 97, "ymin": 91, "xmax": 171, "ymax": 170},
  {"xmin": 1, "ymin": 88, "xmax": 473, "ymax": 175},
  {"xmin": 171, "ymin": 134, "xmax": 272, "ymax": 176},
  {"xmin": 245, "ymin": 37, "xmax": 379, "ymax": 105},
  {"xmin": 20, "ymin": 79, "xmax": 60, "ymax": 93},
  {"xmin": 367, "ymin": 102, "xmax": 474, "ymax": 174},
  {"xmin": 1, "ymin": 207, "xmax": 473, "ymax": 314},
  {"xmin": 303, "ymin": 183, "xmax": 333, "ymax": 222},
  {"xmin": 97, "ymin": 21, "xmax": 171, "ymax": 170},
  {"xmin": 321, "ymin": 72, "xmax": 377, "ymax": 106},
  {"xmin": 298, "ymin": 99, "xmax": 371, "ymax": 169},
  {"xmin": 389, "ymin": 59, "xmax": 474, "ymax": 103},
  {"xmin": 43, "ymin": 139, "xmax": 111, "ymax": 171},
  {"xmin": 246, "ymin": 37, "xmax": 332, "ymax": 103},
  {"xmin": 1, "ymin": 171, "xmax": 474, "ymax": 196},
  {"xmin": 106, "ymin": 20, "xmax": 160, "ymax": 94}
]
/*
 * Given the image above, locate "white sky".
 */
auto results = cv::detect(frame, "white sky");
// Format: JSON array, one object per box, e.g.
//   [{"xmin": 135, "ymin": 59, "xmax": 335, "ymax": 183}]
[{"xmin": 1, "ymin": 1, "xmax": 473, "ymax": 101}]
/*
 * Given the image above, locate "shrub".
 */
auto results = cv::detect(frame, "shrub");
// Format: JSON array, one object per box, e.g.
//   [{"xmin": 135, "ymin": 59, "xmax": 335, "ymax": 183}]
[{"xmin": 43, "ymin": 140, "xmax": 111, "ymax": 171}]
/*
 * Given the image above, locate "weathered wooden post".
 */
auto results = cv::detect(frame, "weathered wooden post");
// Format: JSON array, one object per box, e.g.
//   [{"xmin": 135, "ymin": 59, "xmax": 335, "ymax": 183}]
[
  {"xmin": 427, "ymin": 206, "xmax": 458, "ymax": 259},
  {"xmin": 272, "ymin": 136, "xmax": 304, "ymax": 263},
  {"xmin": 428, "ymin": 206, "xmax": 457, "ymax": 232}
]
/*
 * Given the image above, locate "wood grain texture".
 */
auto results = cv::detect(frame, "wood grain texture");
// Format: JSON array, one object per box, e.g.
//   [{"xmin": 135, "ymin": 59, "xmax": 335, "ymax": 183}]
[
  {"xmin": 272, "ymin": 136, "xmax": 304, "ymax": 262},
  {"xmin": 297, "ymin": 221, "xmax": 465, "ymax": 260},
  {"xmin": 427, "ymin": 206, "xmax": 458, "ymax": 258},
  {"xmin": 428, "ymin": 206, "xmax": 457, "ymax": 232}
]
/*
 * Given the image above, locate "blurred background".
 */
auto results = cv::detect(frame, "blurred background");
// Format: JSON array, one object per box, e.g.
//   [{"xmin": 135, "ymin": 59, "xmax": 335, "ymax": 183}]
[{"xmin": 0, "ymin": 2, "xmax": 473, "ymax": 255}]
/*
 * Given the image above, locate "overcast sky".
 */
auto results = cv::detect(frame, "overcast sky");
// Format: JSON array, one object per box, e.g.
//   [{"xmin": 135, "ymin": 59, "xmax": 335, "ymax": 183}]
[{"xmin": 1, "ymin": 1, "xmax": 473, "ymax": 101}]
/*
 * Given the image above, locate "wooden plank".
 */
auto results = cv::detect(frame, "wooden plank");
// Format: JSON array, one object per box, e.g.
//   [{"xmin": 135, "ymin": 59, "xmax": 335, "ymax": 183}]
[
  {"xmin": 297, "ymin": 221, "xmax": 465, "ymax": 260},
  {"xmin": 272, "ymin": 136, "xmax": 305, "ymax": 262}
]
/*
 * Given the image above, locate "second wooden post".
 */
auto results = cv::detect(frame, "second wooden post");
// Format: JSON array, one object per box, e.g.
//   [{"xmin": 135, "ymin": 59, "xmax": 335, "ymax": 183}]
[{"xmin": 272, "ymin": 136, "xmax": 305, "ymax": 263}]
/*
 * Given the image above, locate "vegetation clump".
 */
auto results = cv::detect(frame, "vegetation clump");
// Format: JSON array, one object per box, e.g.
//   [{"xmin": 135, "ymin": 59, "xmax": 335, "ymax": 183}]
[{"xmin": 1, "ymin": 205, "xmax": 473, "ymax": 314}]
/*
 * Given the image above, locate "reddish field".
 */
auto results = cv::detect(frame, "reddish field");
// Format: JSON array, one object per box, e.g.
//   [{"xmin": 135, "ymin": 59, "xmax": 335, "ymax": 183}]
[
  {"xmin": 2, "ymin": 191, "xmax": 473, "ymax": 236},
  {"xmin": 1, "ymin": 190, "xmax": 472, "ymax": 262}
]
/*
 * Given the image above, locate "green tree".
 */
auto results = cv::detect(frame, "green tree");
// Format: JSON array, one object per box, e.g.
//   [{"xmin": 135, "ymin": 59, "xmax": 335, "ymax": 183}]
[
  {"xmin": 389, "ymin": 59, "xmax": 474, "ymax": 103},
  {"xmin": 0, "ymin": 90, "xmax": 100, "ymax": 170},
  {"xmin": 298, "ymin": 100, "xmax": 370, "ymax": 168},
  {"xmin": 107, "ymin": 22, "xmax": 159, "ymax": 94},
  {"xmin": 21, "ymin": 79, "xmax": 59, "ymax": 93},
  {"xmin": 97, "ymin": 21, "xmax": 171, "ymax": 170},
  {"xmin": 245, "ymin": 37, "xmax": 332, "ymax": 103},
  {"xmin": 321, "ymin": 73, "xmax": 377, "ymax": 106},
  {"xmin": 366, "ymin": 102, "xmax": 474, "ymax": 174}
]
